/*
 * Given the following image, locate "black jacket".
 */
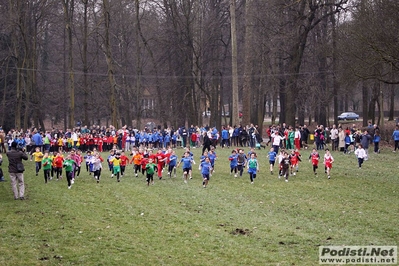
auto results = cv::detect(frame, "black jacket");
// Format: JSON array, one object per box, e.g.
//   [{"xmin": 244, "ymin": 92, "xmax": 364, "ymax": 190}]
[{"xmin": 7, "ymin": 148, "xmax": 28, "ymax": 173}]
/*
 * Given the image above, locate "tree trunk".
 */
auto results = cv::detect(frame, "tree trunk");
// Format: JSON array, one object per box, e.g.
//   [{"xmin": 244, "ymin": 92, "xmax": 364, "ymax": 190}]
[
  {"xmin": 103, "ymin": 0, "xmax": 118, "ymax": 128},
  {"xmin": 62, "ymin": 0, "xmax": 75, "ymax": 129},
  {"xmin": 230, "ymin": 0, "xmax": 239, "ymax": 126},
  {"xmin": 82, "ymin": 0, "xmax": 89, "ymax": 126},
  {"xmin": 362, "ymin": 82, "xmax": 369, "ymax": 127},
  {"xmin": 242, "ymin": 0, "xmax": 254, "ymax": 126}
]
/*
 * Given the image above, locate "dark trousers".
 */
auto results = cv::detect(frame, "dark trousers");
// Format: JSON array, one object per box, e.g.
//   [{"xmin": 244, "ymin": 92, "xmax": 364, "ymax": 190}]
[
  {"xmin": 237, "ymin": 165, "xmax": 244, "ymax": 176},
  {"xmin": 35, "ymin": 162, "xmax": 42, "ymax": 174},
  {"xmin": 66, "ymin": 171, "xmax": 73, "ymax": 187},
  {"xmin": 44, "ymin": 169, "xmax": 50, "ymax": 183}
]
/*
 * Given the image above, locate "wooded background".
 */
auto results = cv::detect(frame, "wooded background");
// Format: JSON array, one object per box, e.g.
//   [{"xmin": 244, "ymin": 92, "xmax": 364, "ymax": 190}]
[{"xmin": 0, "ymin": 0, "xmax": 398, "ymax": 131}]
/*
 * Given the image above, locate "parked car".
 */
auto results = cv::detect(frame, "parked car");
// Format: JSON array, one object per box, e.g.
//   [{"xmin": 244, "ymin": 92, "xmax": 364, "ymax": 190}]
[{"xmin": 337, "ymin": 112, "xmax": 359, "ymax": 121}]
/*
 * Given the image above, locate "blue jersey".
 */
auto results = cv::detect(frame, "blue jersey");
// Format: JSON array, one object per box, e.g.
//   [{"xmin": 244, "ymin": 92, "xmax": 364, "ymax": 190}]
[
  {"xmin": 229, "ymin": 154, "xmax": 238, "ymax": 167},
  {"xmin": 208, "ymin": 153, "xmax": 216, "ymax": 166},
  {"xmin": 268, "ymin": 151, "xmax": 277, "ymax": 162},
  {"xmin": 200, "ymin": 155, "xmax": 207, "ymax": 163},
  {"xmin": 169, "ymin": 155, "xmax": 177, "ymax": 167},
  {"xmin": 180, "ymin": 157, "xmax": 193, "ymax": 169},
  {"xmin": 200, "ymin": 162, "xmax": 212, "ymax": 175}
]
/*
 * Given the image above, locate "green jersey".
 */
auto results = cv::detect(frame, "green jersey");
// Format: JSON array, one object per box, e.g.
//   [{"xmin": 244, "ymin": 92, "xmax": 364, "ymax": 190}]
[
  {"xmin": 63, "ymin": 159, "xmax": 75, "ymax": 172},
  {"xmin": 248, "ymin": 158, "xmax": 258, "ymax": 169},
  {"xmin": 42, "ymin": 157, "xmax": 52, "ymax": 170},
  {"xmin": 146, "ymin": 163, "xmax": 156, "ymax": 175}
]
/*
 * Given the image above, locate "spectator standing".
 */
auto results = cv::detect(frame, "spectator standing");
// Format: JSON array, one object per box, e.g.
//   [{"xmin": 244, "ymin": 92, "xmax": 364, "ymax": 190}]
[
  {"xmin": 7, "ymin": 142, "xmax": 28, "ymax": 200},
  {"xmin": 392, "ymin": 126, "xmax": 399, "ymax": 152}
]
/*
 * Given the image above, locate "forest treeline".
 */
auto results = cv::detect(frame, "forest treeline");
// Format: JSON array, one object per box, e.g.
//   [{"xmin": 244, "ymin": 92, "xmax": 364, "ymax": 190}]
[{"xmin": 0, "ymin": 0, "xmax": 398, "ymax": 131}]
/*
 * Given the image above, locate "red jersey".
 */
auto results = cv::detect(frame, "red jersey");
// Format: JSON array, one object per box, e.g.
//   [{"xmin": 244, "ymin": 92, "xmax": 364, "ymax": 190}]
[
  {"xmin": 120, "ymin": 155, "xmax": 129, "ymax": 166},
  {"xmin": 141, "ymin": 157, "xmax": 148, "ymax": 169},
  {"xmin": 324, "ymin": 155, "xmax": 334, "ymax": 169},
  {"xmin": 309, "ymin": 152, "xmax": 320, "ymax": 166},
  {"xmin": 155, "ymin": 152, "xmax": 166, "ymax": 165},
  {"xmin": 54, "ymin": 156, "xmax": 64, "ymax": 168},
  {"xmin": 290, "ymin": 154, "xmax": 299, "ymax": 165}
]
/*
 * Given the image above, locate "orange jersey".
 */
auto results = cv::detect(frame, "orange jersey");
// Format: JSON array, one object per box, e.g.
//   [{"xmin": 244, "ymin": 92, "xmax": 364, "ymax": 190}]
[{"xmin": 131, "ymin": 153, "xmax": 143, "ymax": 165}]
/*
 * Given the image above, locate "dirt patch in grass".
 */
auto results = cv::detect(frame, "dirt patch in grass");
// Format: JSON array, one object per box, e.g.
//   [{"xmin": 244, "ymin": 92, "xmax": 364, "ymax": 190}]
[{"xmin": 231, "ymin": 228, "xmax": 251, "ymax": 236}]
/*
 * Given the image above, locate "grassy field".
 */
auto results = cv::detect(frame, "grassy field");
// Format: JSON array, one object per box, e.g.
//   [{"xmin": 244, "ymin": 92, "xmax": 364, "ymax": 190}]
[{"xmin": 0, "ymin": 145, "xmax": 398, "ymax": 266}]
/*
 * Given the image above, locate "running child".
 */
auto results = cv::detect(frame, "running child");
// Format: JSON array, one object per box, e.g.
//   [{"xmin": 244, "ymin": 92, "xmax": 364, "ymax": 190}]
[
  {"xmin": 228, "ymin": 150, "xmax": 238, "ymax": 177},
  {"xmin": 309, "ymin": 148, "xmax": 320, "ymax": 175},
  {"xmin": 200, "ymin": 157, "xmax": 213, "ymax": 188},
  {"xmin": 290, "ymin": 149, "xmax": 301, "ymax": 176},
  {"xmin": 119, "ymin": 151, "xmax": 129, "ymax": 176},
  {"xmin": 107, "ymin": 149, "xmax": 115, "ymax": 176},
  {"xmin": 236, "ymin": 149, "xmax": 247, "ymax": 177},
  {"xmin": 155, "ymin": 149, "xmax": 167, "ymax": 179},
  {"xmin": 323, "ymin": 149, "xmax": 334, "ymax": 179},
  {"xmin": 63, "ymin": 154, "xmax": 77, "ymax": 189},
  {"xmin": 277, "ymin": 149, "xmax": 285, "ymax": 177},
  {"xmin": 280, "ymin": 152, "xmax": 291, "ymax": 182},
  {"xmin": 247, "ymin": 153, "xmax": 259, "ymax": 184},
  {"xmin": 131, "ymin": 148, "xmax": 143, "ymax": 177},
  {"xmin": 177, "ymin": 151, "xmax": 195, "ymax": 183},
  {"xmin": 167, "ymin": 150, "xmax": 178, "ymax": 178},
  {"xmin": 354, "ymin": 144, "xmax": 366, "ymax": 169},
  {"xmin": 110, "ymin": 153, "xmax": 122, "ymax": 182},
  {"xmin": 267, "ymin": 147, "xmax": 277, "ymax": 175},
  {"xmin": 208, "ymin": 150, "xmax": 217, "ymax": 176},
  {"xmin": 145, "ymin": 158, "xmax": 156, "ymax": 185},
  {"xmin": 42, "ymin": 152, "xmax": 52, "ymax": 184},
  {"xmin": 84, "ymin": 151, "xmax": 94, "ymax": 175},
  {"xmin": 32, "ymin": 147, "xmax": 44, "ymax": 176},
  {"xmin": 54, "ymin": 152, "xmax": 64, "ymax": 180},
  {"xmin": 92, "ymin": 152, "xmax": 103, "ymax": 183}
]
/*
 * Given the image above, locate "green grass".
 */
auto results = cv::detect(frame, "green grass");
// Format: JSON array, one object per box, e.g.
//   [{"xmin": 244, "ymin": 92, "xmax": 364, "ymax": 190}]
[{"xmin": 0, "ymin": 146, "xmax": 398, "ymax": 265}]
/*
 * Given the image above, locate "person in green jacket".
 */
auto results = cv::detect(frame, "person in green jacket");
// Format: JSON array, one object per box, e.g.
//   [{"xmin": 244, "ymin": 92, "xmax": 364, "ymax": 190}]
[
  {"xmin": 42, "ymin": 152, "xmax": 52, "ymax": 184},
  {"xmin": 63, "ymin": 154, "xmax": 77, "ymax": 189},
  {"xmin": 287, "ymin": 127, "xmax": 295, "ymax": 150},
  {"xmin": 145, "ymin": 158, "xmax": 156, "ymax": 186}
]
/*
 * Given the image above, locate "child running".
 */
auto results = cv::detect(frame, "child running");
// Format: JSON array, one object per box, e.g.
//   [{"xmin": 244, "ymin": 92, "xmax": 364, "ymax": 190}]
[
  {"xmin": 110, "ymin": 153, "xmax": 122, "ymax": 182},
  {"xmin": 323, "ymin": 149, "xmax": 334, "ymax": 179},
  {"xmin": 247, "ymin": 153, "xmax": 259, "ymax": 184},
  {"xmin": 267, "ymin": 147, "xmax": 277, "ymax": 175},
  {"xmin": 54, "ymin": 152, "xmax": 64, "ymax": 180},
  {"xmin": 200, "ymin": 157, "xmax": 213, "ymax": 188},
  {"xmin": 354, "ymin": 144, "xmax": 366, "ymax": 169},
  {"xmin": 280, "ymin": 152, "xmax": 291, "ymax": 182},
  {"xmin": 228, "ymin": 150, "xmax": 238, "ymax": 177},
  {"xmin": 32, "ymin": 147, "xmax": 44, "ymax": 176},
  {"xmin": 119, "ymin": 151, "xmax": 129, "ymax": 177},
  {"xmin": 145, "ymin": 158, "xmax": 156, "ymax": 185},
  {"xmin": 63, "ymin": 154, "xmax": 77, "ymax": 189},
  {"xmin": 167, "ymin": 150, "xmax": 178, "ymax": 178},
  {"xmin": 107, "ymin": 149, "xmax": 115, "ymax": 177},
  {"xmin": 92, "ymin": 152, "xmax": 103, "ymax": 183},
  {"xmin": 236, "ymin": 149, "xmax": 247, "ymax": 177},
  {"xmin": 290, "ymin": 149, "xmax": 301, "ymax": 176},
  {"xmin": 131, "ymin": 148, "xmax": 143, "ymax": 177},
  {"xmin": 177, "ymin": 151, "xmax": 195, "ymax": 183},
  {"xmin": 41, "ymin": 152, "xmax": 52, "ymax": 184},
  {"xmin": 309, "ymin": 148, "xmax": 320, "ymax": 175}
]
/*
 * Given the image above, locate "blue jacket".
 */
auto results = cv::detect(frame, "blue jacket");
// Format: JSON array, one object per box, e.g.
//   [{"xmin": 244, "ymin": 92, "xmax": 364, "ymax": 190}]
[
  {"xmin": 393, "ymin": 130, "xmax": 399, "ymax": 141},
  {"xmin": 32, "ymin": 133, "xmax": 43, "ymax": 145}
]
